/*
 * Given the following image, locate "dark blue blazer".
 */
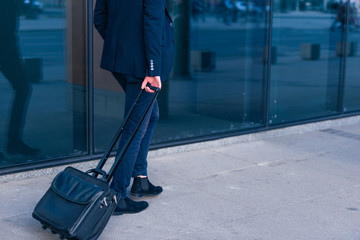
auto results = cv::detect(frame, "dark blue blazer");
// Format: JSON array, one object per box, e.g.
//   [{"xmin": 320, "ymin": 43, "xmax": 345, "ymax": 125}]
[{"xmin": 94, "ymin": 0, "xmax": 175, "ymax": 82}]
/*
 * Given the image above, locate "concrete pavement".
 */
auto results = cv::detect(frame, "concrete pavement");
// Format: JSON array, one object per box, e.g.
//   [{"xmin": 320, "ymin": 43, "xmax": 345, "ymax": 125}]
[{"xmin": 1, "ymin": 119, "xmax": 360, "ymax": 239}]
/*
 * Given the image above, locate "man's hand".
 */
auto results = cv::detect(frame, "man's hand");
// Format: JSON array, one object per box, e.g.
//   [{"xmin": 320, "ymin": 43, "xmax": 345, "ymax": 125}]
[{"xmin": 142, "ymin": 76, "xmax": 161, "ymax": 93}]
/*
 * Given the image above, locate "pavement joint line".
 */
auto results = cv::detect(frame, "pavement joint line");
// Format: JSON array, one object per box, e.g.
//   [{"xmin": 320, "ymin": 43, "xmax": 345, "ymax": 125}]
[
  {"xmin": 212, "ymin": 148, "xmax": 331, "ymax": 166},
  {"xmin": 158, "ymin": 163, "xmax": 260, "ymax": 187},
  {"xmin": 161, "ymin": 184, "xmax": 360, "ymax": 240},
  {"xmin": 321, "ymin": 128, "xmax": 360, "ymax": 141},
  {"xmin": 160, "ymin": 150, "xmax": 334, "ymax": 187},
  {"xmin": 209, "ymin": 149, "xmax": 259, "ymax": 165},
  {"xmin": 197, "ymin": 164, "xmax": 268, "ymax": 180},
  {"xmin": 281, "ymin": 150, "xmax": 330, "ymax": 162},
  {"xmin": 0, "ymin": 212, "xmax": 31, "ymax": 220},
  {"xmin": 163, "ymin": 159, "xmax": 283, "ymax": 186}
]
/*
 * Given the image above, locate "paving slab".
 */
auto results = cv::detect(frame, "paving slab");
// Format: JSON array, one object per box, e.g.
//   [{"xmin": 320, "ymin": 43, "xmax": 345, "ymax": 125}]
[
  {"xmin": 0, "ymin": 176, "xmax": 52, "ymax": 218},
  {"xmin": 1, "ymin": 213, "xmax": 57, "ymax": 240},
  {"xmin": 189, "ymin": 160, "xmax": 357, "ymax": 213},
  {"xmin": 212, "ymin": 140, "xmax": 304, "ymax": 165},
  {"xmin": 102, "ymin": 191, "xmax": 251, "ymax": 240},
  {"xmin": 174, "ymin": 189, "xmax": 360, "ymax": 240},
  {"xmin": 148, "ymin": 148, "xmax": 254, "ymax": 185},
  {"xmin": 269, "ymin": 130, "xmax": 357, "ymax": 155}
]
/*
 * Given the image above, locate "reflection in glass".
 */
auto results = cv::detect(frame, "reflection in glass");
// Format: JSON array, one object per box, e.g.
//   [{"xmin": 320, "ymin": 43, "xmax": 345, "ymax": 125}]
[
  {"xmin": 93, "ymin": 0, "xmax": 269, "ymax": 152},
  {"xmin": 344, "ymin": 0, "xmax": 360, "ymax": 112},
  {"xmin": 0, "ymin": 0, "xmax": 87, "ymax": 167},
  {"xmin": 0, "ymin": 0, "xmax": 40, "ymax": 161},
  {"xmin": 270, "ymin": 0, "xmax": 343, "ymax": 124}
]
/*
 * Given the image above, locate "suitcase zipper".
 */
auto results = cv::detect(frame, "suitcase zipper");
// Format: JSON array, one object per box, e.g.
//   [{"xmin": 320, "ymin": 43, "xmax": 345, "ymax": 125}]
[
  {"xmin": 113, "ymin": 195, "xmax": 118, "ymax": 205},
  {"xmin": 101, "ymin": 197, "xmax": 108, "ymax": 207},
  {"xmin": 100, "ymin": 194, "xmax": 118, "ymax": 208},
  {"xmin": 70, "ymin": 191, "xmax": 104, "ymax": 234}
]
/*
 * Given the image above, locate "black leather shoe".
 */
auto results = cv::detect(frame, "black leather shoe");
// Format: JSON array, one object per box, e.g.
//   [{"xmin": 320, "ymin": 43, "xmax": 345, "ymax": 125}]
[
  {"xmin": 131, "ymin": 177, "xmax": 163, "ymax": 197},
  {"xmin": 113, "ymin": 197, "xmax": 148, "ymax": 215}
]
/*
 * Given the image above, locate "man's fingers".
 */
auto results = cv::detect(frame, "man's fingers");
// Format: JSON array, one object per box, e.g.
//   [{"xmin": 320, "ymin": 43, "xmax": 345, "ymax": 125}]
[
  {"xmin": 145, "ymin": 86, "xmax": 154, "ymax": 93},
  {"xmin": 141, "ymin": 79, "xmax": 148, "ymax": 89},
  {"xmin": 142, "ymin": 76, "xmax": 161, "ymax": 92}
]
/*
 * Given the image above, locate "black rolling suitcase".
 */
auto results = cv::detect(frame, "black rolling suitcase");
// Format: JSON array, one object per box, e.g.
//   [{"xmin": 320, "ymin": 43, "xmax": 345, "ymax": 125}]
[{"xmin": 33, "ymin": 88, "xmax": 159, "ymax": 240}]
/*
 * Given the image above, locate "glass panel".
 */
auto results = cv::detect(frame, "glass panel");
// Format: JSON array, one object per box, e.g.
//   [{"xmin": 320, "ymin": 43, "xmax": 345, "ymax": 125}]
[
  {"xmin": 344, "ymin": 0, "xmax": 360, "ymax": 112},
  {"xmin": 269, "ymin": 0, "xmax": 343, "ymax": 124},
  {"xmin": 154, "ymin": 0, "xmax": 268, "ymax": 143},
  {"xmin": 93, "ymin": 0, "xmax": 269, "ymax": 152},
  {"xmin": 0, "ymin": 0, "xmax": 87, "ymax": 168}
]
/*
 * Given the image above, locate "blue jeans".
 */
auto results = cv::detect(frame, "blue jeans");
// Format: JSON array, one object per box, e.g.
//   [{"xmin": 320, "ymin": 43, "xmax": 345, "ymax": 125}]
[{"xmin": 110, "ymin": 73, "xmax": 159, "ymax": 199}]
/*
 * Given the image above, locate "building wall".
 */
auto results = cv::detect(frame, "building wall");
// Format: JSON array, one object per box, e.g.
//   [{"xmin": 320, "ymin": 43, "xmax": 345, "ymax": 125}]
[{"xmin": 0, "ymin": 0, "xmax": 359, "ymax": 174}]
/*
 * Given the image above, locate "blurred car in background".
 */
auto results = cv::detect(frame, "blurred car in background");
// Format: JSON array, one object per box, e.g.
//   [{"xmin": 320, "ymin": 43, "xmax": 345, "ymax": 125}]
[{"xmin": 20, "ymin": 0, "xmax": 44, "ymax": 19}]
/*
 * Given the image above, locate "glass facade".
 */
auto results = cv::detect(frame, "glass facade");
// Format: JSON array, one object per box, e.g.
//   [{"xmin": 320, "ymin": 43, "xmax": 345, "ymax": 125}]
[{"xmin": 1, "ymin": 0, "xmax": 359, "ymax": 174}]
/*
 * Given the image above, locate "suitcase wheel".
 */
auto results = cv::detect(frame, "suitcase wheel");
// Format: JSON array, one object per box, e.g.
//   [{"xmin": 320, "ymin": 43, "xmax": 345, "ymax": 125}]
[
  {"xmin": 59, "ymin": 234, "xmax": 65, "ymax": 240},
  {"xmin": 51, "ymin": 230, "xmax": 57, "ymax": 234},
  {"xmin": 42, "ymin": 225, "xmax": 47, "ymax": 230}
]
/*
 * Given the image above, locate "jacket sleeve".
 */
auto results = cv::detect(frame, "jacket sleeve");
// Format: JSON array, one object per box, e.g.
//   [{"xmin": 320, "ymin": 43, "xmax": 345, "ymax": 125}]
[
  {"xmin": 143, "ymin": 0, "xmax": 165, "ymax": 77},
  {"xmin": 94, "ymin": 0, "xmax": 108, "ymax": 39}
]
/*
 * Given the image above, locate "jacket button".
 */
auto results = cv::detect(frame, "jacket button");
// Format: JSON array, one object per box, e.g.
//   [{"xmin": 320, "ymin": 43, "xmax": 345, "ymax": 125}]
[{"xmin": 170, "ymin": 23, "xmax": 173, "ymax": 28}]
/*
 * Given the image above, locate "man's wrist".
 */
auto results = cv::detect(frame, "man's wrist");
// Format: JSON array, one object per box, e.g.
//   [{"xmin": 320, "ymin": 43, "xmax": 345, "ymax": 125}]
[{"xmin": 145, "ymin": 76, "xmax": 161, "ymax": 80}]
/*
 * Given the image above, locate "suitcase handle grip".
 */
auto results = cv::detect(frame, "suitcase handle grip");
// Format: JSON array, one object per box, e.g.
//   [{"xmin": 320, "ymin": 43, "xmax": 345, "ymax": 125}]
[
  {"xmin": 86, "ymin": 168, "xmax": 107, "ymax": 181},
  {"xmin": 148, "ymin": 86, "xmax": 160, "ymax": 92},
  {"xmin": 96, "ymin": 87, "xmax": 160, "ymax": 175}
]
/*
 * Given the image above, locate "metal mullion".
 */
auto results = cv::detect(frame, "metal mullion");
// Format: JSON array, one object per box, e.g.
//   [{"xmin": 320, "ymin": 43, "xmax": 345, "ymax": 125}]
[
  {"xmin": 264, "ymin": 0, "xmax": 274, "ymax": 127},
  {"xmin": 338, "ymin": 0, "xmax": 350, "ymax": 114},
  {"xmin": 87, "ymin": 0, "xmax": 94, "ymax": 156}
]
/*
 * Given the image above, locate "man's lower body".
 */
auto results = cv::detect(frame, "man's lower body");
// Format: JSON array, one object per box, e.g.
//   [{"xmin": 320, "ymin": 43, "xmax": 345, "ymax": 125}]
[
  {"xmin": 110, "ymin": 73, "xmax": 163, "ymax": 215},
  {"xmin": 0, "ymin": 44, "xmax": 40, "ymax": 157}
]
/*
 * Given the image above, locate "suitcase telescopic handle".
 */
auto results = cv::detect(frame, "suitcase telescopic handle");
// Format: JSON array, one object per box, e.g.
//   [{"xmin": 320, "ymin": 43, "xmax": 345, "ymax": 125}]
[
  {"xmin": 95, "ymin": 88, "xmax": 145, "ymax": 172},
  {"xmin": 106, "ymin": 88, "xmax": 160, "ymax": 182},
  {"xmin": 94, "ymin": 87, "xmax": 160, "ymax": 181}
]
